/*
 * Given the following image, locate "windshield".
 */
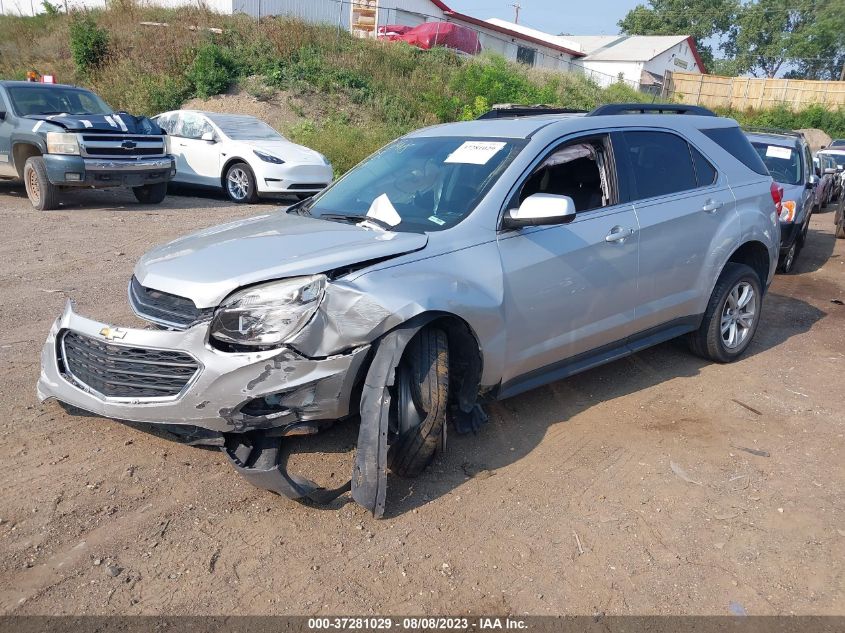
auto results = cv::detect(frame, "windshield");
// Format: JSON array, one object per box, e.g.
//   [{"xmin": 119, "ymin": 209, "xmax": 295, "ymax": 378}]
[
  {"xmin": 751, "ymin": 142, "xmax": 802, "ymax": 185},
  {"xmin": 7, "ymin": 86, "xmax": 112, "ymax": 116},
  {"xmin": 823, "ymin": 153, "xmax": 845, "ymax": 168},
  {"xmin": 207, "ymin": 114, "xmax": 284, "ymax": 141},
  {"xmin": 299, "ymin": 137, "xmax": 524, "ymax": 232}
]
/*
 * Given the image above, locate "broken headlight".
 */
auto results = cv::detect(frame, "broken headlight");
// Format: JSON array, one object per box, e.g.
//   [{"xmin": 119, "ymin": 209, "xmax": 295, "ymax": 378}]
[{"xmin": 210, "ymin": 275, "xmax": 325, "ymax": 348}]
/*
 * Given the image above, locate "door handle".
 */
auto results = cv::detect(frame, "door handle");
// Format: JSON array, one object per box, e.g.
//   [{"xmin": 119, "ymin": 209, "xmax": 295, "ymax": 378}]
[
  {"xmin": 702, "ymin": 199, "xmax": 724, "ymax": 213},
  {"xmin": 178, "ymin": 143, "xmax": 187, "ymax": 147},
  {"xmin": 605, "ymin": 226, "xmax": 635, "ymax": 243}
]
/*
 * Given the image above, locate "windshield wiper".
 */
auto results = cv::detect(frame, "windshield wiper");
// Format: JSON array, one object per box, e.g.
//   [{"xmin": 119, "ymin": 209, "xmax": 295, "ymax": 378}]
[{"xmin": 318, "ymin": 213, "xmax": 395, "ymax": 231}]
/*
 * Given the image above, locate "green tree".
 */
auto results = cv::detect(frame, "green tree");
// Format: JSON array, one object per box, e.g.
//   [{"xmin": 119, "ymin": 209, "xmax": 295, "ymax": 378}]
[
  {"xmin": 618, "ymin": 0, "xmax": 739, "ymax": 67},
  {"xmin": 722, "ymin": 0, "xmax": 830, "ymax": 78},
  {"xmin": 784, "ymin": 2, "xmax": 845, "ymax": 80},
  {"xmin": 68, "ymin": 13, "xmax": 109, "ymax": 74}
]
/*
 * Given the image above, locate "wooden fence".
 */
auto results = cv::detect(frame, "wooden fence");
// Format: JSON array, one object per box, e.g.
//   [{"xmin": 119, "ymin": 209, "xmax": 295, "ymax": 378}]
[{"xmin": 663, "ymin": 71, "xmax": 845, "ymax": 111}]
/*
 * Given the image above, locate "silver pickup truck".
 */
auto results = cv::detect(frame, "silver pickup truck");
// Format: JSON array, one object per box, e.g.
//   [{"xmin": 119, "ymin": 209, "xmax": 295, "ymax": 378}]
[{"xmin": 0, "ymin": 80, "xmax": 175, "ymax": 210}]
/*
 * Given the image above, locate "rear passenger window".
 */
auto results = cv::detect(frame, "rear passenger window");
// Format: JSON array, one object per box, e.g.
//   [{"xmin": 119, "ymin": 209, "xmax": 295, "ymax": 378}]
[
  {"xmin": 690, "ymin": 145, "xmax": 717, "ymax": 186},
  {"xmin": 624, "ymin": 131, "xmax": 697, "ymax": 199},
  {"xmin": 702, "ymin": 127, "xmax": 769, "ymax": 176}
]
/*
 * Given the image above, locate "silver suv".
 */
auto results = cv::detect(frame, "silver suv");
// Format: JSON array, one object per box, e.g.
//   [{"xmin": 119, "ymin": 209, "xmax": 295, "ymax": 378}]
[{"xmin": 38, "ymin": 104, "xmax": 780, "ymax": 516}]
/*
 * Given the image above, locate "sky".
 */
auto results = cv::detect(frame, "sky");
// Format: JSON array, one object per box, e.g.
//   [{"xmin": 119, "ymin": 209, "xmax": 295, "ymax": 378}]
[{"xmin": 447, "ymin": 0, "xmax": 636, "ymax": 35}]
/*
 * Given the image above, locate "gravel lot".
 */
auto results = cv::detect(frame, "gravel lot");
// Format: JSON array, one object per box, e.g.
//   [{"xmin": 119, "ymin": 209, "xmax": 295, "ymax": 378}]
[{"xmin": 0, "ymin": 183, "xmax": 843, "ymax": 616}]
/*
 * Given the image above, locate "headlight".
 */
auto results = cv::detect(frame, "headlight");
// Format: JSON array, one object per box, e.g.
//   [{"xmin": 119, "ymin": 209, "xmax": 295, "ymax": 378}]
[
  {"xmin": 779, "ymin": 200, "xmax": 796, "ymax": 222},
  {"xmin": 210, "ymin": 275, "xmax": 325, "ymax": 348},
  {"xmin": 45, "ymin": 132, "xmax": 80, "ymax": 155},
  {"xmin": 253, "ymin": 149, "xmax": 285, "ymax": 164}
]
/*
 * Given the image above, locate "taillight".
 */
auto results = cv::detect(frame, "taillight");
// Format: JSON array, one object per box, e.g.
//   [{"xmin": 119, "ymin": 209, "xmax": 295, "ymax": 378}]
[{"xmin": 770, "ymin": 182, "xmax": 783, "ymax": 213}]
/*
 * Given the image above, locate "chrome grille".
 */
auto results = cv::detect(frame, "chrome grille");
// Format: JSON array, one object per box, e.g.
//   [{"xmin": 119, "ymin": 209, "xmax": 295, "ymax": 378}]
[
  {"xmin": 61, "ymin": 331, "xmax": 199, "ymax": 399},
  {"xmin": 129, "ymin": 276, "xmax": 212, "ymax": 329},
  {"xmin": 80, "ymin": 134, "xmax": 166, "ymax": 159}
]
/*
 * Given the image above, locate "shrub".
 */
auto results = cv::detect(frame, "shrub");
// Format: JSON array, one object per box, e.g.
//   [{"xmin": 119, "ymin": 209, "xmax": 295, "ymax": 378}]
[
  {"xmin": 42, "ymin": 1, "xmax": 61, "ymax": 16},
  {"xmin": 68, "ymin": 13, "xmax": 109, "ymax": 73},
  {"xmin": 185, "ymin": 40, "xmax": 236, "ymax": 99}
]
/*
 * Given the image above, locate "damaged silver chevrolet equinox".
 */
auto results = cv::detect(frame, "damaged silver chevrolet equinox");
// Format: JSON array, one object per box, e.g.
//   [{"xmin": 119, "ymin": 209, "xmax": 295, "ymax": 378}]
[{"xmin": 39, "ymin": 104, "xmax": 780, "ymax": 516}]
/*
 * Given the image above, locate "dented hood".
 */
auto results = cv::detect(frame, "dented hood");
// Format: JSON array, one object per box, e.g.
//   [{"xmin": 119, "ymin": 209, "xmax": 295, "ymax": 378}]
[
  {"xmin": 135, "ymin": 212, "xmax": 428, "ymax": 308},
  {"xmin": 25, "ymin": 112, "xmax": 163, "ymax": 134}
]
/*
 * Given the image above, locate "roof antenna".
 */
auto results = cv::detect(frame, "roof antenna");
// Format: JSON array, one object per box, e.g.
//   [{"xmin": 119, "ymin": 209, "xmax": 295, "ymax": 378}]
[{"xmin": 510, "ymin": 0, "xmax": 522, "ymax": 24}]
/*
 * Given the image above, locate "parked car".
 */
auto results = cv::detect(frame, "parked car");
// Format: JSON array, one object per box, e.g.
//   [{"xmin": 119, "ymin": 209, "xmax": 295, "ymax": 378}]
[
  {"xmin": 0, "ymin": 81, "xmax": 174, "ymax": 210},
  {"xmin": 828, "ymin": 139, "xmax": 845, "ymax": 148},
  {"xmin": 39, "ymin": 104, "xmax": 779, "ymax": 516},
  {"xmin": 835, "ymin": 195, "xmax": 845, "ymax": 239},
  {"xmin": 813, "ymin": 153, "xmax": 837, "ymax": 209},
  {"xmin": 746, "ymin": 129, "xmax": 817, "ymax": 273},
  {"xmin": 818, "ymin": 148, "xmax": 845, "ymax": 202},
  {"xmin": 152, "ymin": 111, "xmax": 333, "ymax": 203}
]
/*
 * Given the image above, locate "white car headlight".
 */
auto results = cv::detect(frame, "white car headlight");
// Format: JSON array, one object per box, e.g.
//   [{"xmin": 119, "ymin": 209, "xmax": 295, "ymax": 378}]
[
  {"xmin": 253, "ymin": 149, "xmax": 285, "ymax": 164},
  {"xmin": 210, "ymin": 275, "xmax": 325, "ymax": 348},
  {"xmin": 45, "ymin": 132, "xmax": 80, "ymax": 155}
]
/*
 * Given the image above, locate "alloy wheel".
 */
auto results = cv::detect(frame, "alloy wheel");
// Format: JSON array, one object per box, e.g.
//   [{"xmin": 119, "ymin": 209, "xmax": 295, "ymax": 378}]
[
  {"xmin": 721, "ymin": 281, "xmax": 756, "ymax": 350},
  {"xmin": 226, "ymin": 167, "xmax": 250, "ymax": 201},
  {"xmin": 26, "ymin": 167, "xmax": 41, "ymax": 205}
]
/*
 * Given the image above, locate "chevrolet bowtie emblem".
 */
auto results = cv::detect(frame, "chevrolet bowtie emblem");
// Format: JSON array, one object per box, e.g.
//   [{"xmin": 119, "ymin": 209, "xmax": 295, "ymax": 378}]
[{"xmin": 99, "ymin": 326, "xmax": 127, "ymax": 341}]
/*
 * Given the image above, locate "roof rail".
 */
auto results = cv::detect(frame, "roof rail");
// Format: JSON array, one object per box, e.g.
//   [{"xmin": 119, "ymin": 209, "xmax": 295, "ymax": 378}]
[
  {"xmin": 587, "ymin": 103, "xmax": 717, "ymax": 117},
  {"xmin": 742, "ymin": 126, "xmax": 805, "ymax": 139},
  {"xmin": 477, "ymin": 104, "xmax": 587, "ymax": 119}
]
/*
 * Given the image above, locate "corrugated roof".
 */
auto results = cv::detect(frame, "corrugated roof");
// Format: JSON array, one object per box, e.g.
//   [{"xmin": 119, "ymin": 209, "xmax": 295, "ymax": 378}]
[
  {"xmin": 582, "ymin": 35, "xmax": 689, "ymax": 61},
  {"xmin": 554, "ymin": 35, "xmax": 623, "ymax": 55}
]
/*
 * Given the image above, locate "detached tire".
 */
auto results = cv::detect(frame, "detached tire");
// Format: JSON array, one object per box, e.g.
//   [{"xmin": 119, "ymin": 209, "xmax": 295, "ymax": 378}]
[
  {"xmin": 224, "ymin": 162, "xmax": 259, "ymax": 203},
  {"xmin": 23, "ymin": 156, "xmax": 59, "ymax": 210},
  {"xmin": 689, "ymin": 263, "xmax": 762, "ymax": 363},
  {"xmin": 133, "ymin": 182, "xmax": 168, "ymax": 204},
  {"xmin": 387, "ymin": 327, "xmax": 449, "ymax": 478}
]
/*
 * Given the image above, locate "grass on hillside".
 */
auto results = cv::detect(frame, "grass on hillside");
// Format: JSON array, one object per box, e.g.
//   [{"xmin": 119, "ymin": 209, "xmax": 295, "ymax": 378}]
[{"xmin": 1, "ymin": 6, "xmax": 843, "ymax": 173}]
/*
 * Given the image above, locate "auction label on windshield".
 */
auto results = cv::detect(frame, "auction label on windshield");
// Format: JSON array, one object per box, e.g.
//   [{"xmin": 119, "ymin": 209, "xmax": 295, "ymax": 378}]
[
  {"xmin": 445, "ymin": 141, "xmax": 506, "ymax": 165},
  {"xmin": 766, "ymin": 145, "xmax": 792, "ymax": 160}
]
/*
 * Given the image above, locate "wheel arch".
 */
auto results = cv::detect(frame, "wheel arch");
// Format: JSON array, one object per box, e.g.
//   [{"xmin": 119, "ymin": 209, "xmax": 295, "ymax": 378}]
[
  {"xmin": 12, "ymin": 142, "xmax": 43, "ymax": 178},
  {"xmin": 220, "ymin": 156, "xmax": 251, "ymax": 190},
  {"xmin": 725, "ymin": 240, "xmax": 771, "ymax": 289}
]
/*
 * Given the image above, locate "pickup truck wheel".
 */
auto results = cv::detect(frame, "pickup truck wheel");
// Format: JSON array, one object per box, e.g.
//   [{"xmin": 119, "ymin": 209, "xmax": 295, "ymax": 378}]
[
  {"xmin": 132, "ymin": 182, "xmax": 167, "ymax": 204},
  {"xmin": 225, "ymin": 162, "xmax": 258, "ymax": 203},
  {"xmin": 387, "ymin": 327, "xmax": 449, "ymax": 478},
  {"xmin": 689, "ymin": 263, "xmax": 762, "ymax": 363},
  {"xmin": 23, "ymin": 156, "xmax": 59, "ymax": 211}
]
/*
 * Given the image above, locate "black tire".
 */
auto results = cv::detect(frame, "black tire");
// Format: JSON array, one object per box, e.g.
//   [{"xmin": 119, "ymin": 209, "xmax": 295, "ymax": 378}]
[
  {"xmin": 688, "ymin": 263, "xmax": 762, "ymax": 363},
  {"xmin": 387, "ymin": 327, "xmax": 449, "ymax": 478},
  {"xmin": 23, "ymin": 156, "xmax": 59, "ymax": 210},
  {"xmin": 224, "ymin": 162, "xmax": 259, "ymax": 203},
  {"xmin": 777, "ymin": 239, "xmax": 799, "ymax": 274},
  {"xmin": 835, "ymin": 202, "xmax": 845, "ymax": 239},
  {"xmin": 132, "ymin": 182, "xmax": 168, "ymax": 204}
]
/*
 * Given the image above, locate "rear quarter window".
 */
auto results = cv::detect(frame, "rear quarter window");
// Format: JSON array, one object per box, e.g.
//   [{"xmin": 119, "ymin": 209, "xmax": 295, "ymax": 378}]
[{"xmin": 702, "ymin": 127, "xmax": 769, "ymax": 177}]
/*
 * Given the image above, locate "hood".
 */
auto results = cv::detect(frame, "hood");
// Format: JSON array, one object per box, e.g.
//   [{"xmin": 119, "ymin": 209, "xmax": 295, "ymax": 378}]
[
  {"xmin": 135, "ymin": 213, "xmax": 428, "ymax": 308},
  {"xmin": 25, "ymin": 112, "xmax": 163, "ymax": 135},
  {"xmin": 238, "ymin": 138, "xmax": 327, "ymax": 164}
]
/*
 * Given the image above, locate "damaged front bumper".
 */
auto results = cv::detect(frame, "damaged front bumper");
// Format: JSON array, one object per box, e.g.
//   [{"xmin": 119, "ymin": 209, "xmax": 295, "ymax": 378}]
[{"xmin": 37, "ymin": 301, "xmax": 369, "ymax": 434}]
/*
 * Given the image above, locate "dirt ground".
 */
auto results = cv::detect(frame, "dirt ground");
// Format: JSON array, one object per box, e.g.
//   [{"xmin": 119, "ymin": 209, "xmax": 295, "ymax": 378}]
[{"xmin": 0, "ymin": 182, "xmax": 843, "ymax": 617}]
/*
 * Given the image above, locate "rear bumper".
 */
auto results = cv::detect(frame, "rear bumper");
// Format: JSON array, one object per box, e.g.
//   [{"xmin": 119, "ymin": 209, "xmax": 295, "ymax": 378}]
[
  {"xmin": 37, "ymin": 301, "xmax": 369, "ymax": 433},
  {"xmin": 43, "ymin": 155, "xmax": 176, "ymax": 187}
]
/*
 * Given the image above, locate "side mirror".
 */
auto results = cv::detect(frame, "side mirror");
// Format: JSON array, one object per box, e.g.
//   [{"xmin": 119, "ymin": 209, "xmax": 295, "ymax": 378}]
[
  {"xmin": 201, "ymin": 131, "xmax": 216, "ymax": 143},
  {"xmin": 503, "ymin": 193, "xmax": 576, "ymax": 229},
  {"xmin": 807, "ymin": 174, "xmax": 819, "ymax": 188},
  {"xmin": 838, "ymin": 165, "xmax": 844, "ymax": 173},
  {"xmin": 824, "ymin": 167, "xmax": 837, "ymax": 175}
]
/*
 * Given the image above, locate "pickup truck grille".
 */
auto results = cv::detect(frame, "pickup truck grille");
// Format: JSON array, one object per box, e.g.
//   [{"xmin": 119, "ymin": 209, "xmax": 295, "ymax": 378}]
[
  {"xmin": 80, "ymin": 134, "xmax": 166, "ymax": 159},
  {"xmin": 129, "ymin": 276, "xmax": 213, "ymax": 329},
  {"xmin": 60, "ymin": 331, "xmax": 200, "ymax": 399}
]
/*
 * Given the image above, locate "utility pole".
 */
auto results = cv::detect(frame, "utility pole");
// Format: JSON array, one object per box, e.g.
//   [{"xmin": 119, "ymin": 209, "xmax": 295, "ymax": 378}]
[{"xmin": 510, "ymin": 1, "xmax": 522, "ymax": 24}]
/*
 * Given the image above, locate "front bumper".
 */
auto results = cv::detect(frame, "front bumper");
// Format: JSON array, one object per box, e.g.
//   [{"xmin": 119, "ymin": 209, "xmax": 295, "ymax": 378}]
[
  {"xmin": 37, "ymin": 302, "xmax": 369, "ymax": 433},
  {"xmin": 254, "ymin": 163, "xmax": 333, "ymax": 195},
  {"xmin": 779, "ymin": 221, "xmax": 802, "ymax": 251},
  {"xmin": 44, "ymin": 155, "xmax": 176, "ymax": 187}
]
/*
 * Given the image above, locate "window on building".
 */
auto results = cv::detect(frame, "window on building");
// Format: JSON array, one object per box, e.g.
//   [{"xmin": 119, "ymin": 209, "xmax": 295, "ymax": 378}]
[{"xmin": 516, "ymin": 45, "xmax": 536, "ymax": 66}]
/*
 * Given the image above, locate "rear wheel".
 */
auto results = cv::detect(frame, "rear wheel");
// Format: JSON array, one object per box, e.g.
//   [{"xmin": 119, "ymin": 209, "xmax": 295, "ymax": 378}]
[
  {"xmin": 689, "ymin": 263, "xmax": 762, "ymax": 363},
  {"xmin": 23, "ymin": 156, "xmax": 59, "ymax": 210},
  {"xmin": 387, "ymin": 327, "xmax": 449, "ymax": 478},
  {"xmin": 224, "ymin": 162, "xmax": 258, "ymax": 203},
  {"xmin": 132, "ymin": 182, "xmax": 168, "ymax": 204}
]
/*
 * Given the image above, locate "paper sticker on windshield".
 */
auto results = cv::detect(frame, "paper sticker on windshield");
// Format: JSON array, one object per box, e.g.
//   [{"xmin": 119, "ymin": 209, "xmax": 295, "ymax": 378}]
[
  {"xmin": 428, "ymin": 215, "xmax": 446, "ymax": 226},
  {"xmin": 766, "ymin": 145, "xmax": 792, "ymax": 160},
  {"xmin": 445, "ymin": 141, "xmax": 506, "ymax": 165}
]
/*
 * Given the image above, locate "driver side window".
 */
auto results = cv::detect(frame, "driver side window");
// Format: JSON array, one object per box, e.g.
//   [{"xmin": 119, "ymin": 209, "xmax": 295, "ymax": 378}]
[{"xmin": 516, "ymin": 136, "xmax": 612, "ymax": 212}]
